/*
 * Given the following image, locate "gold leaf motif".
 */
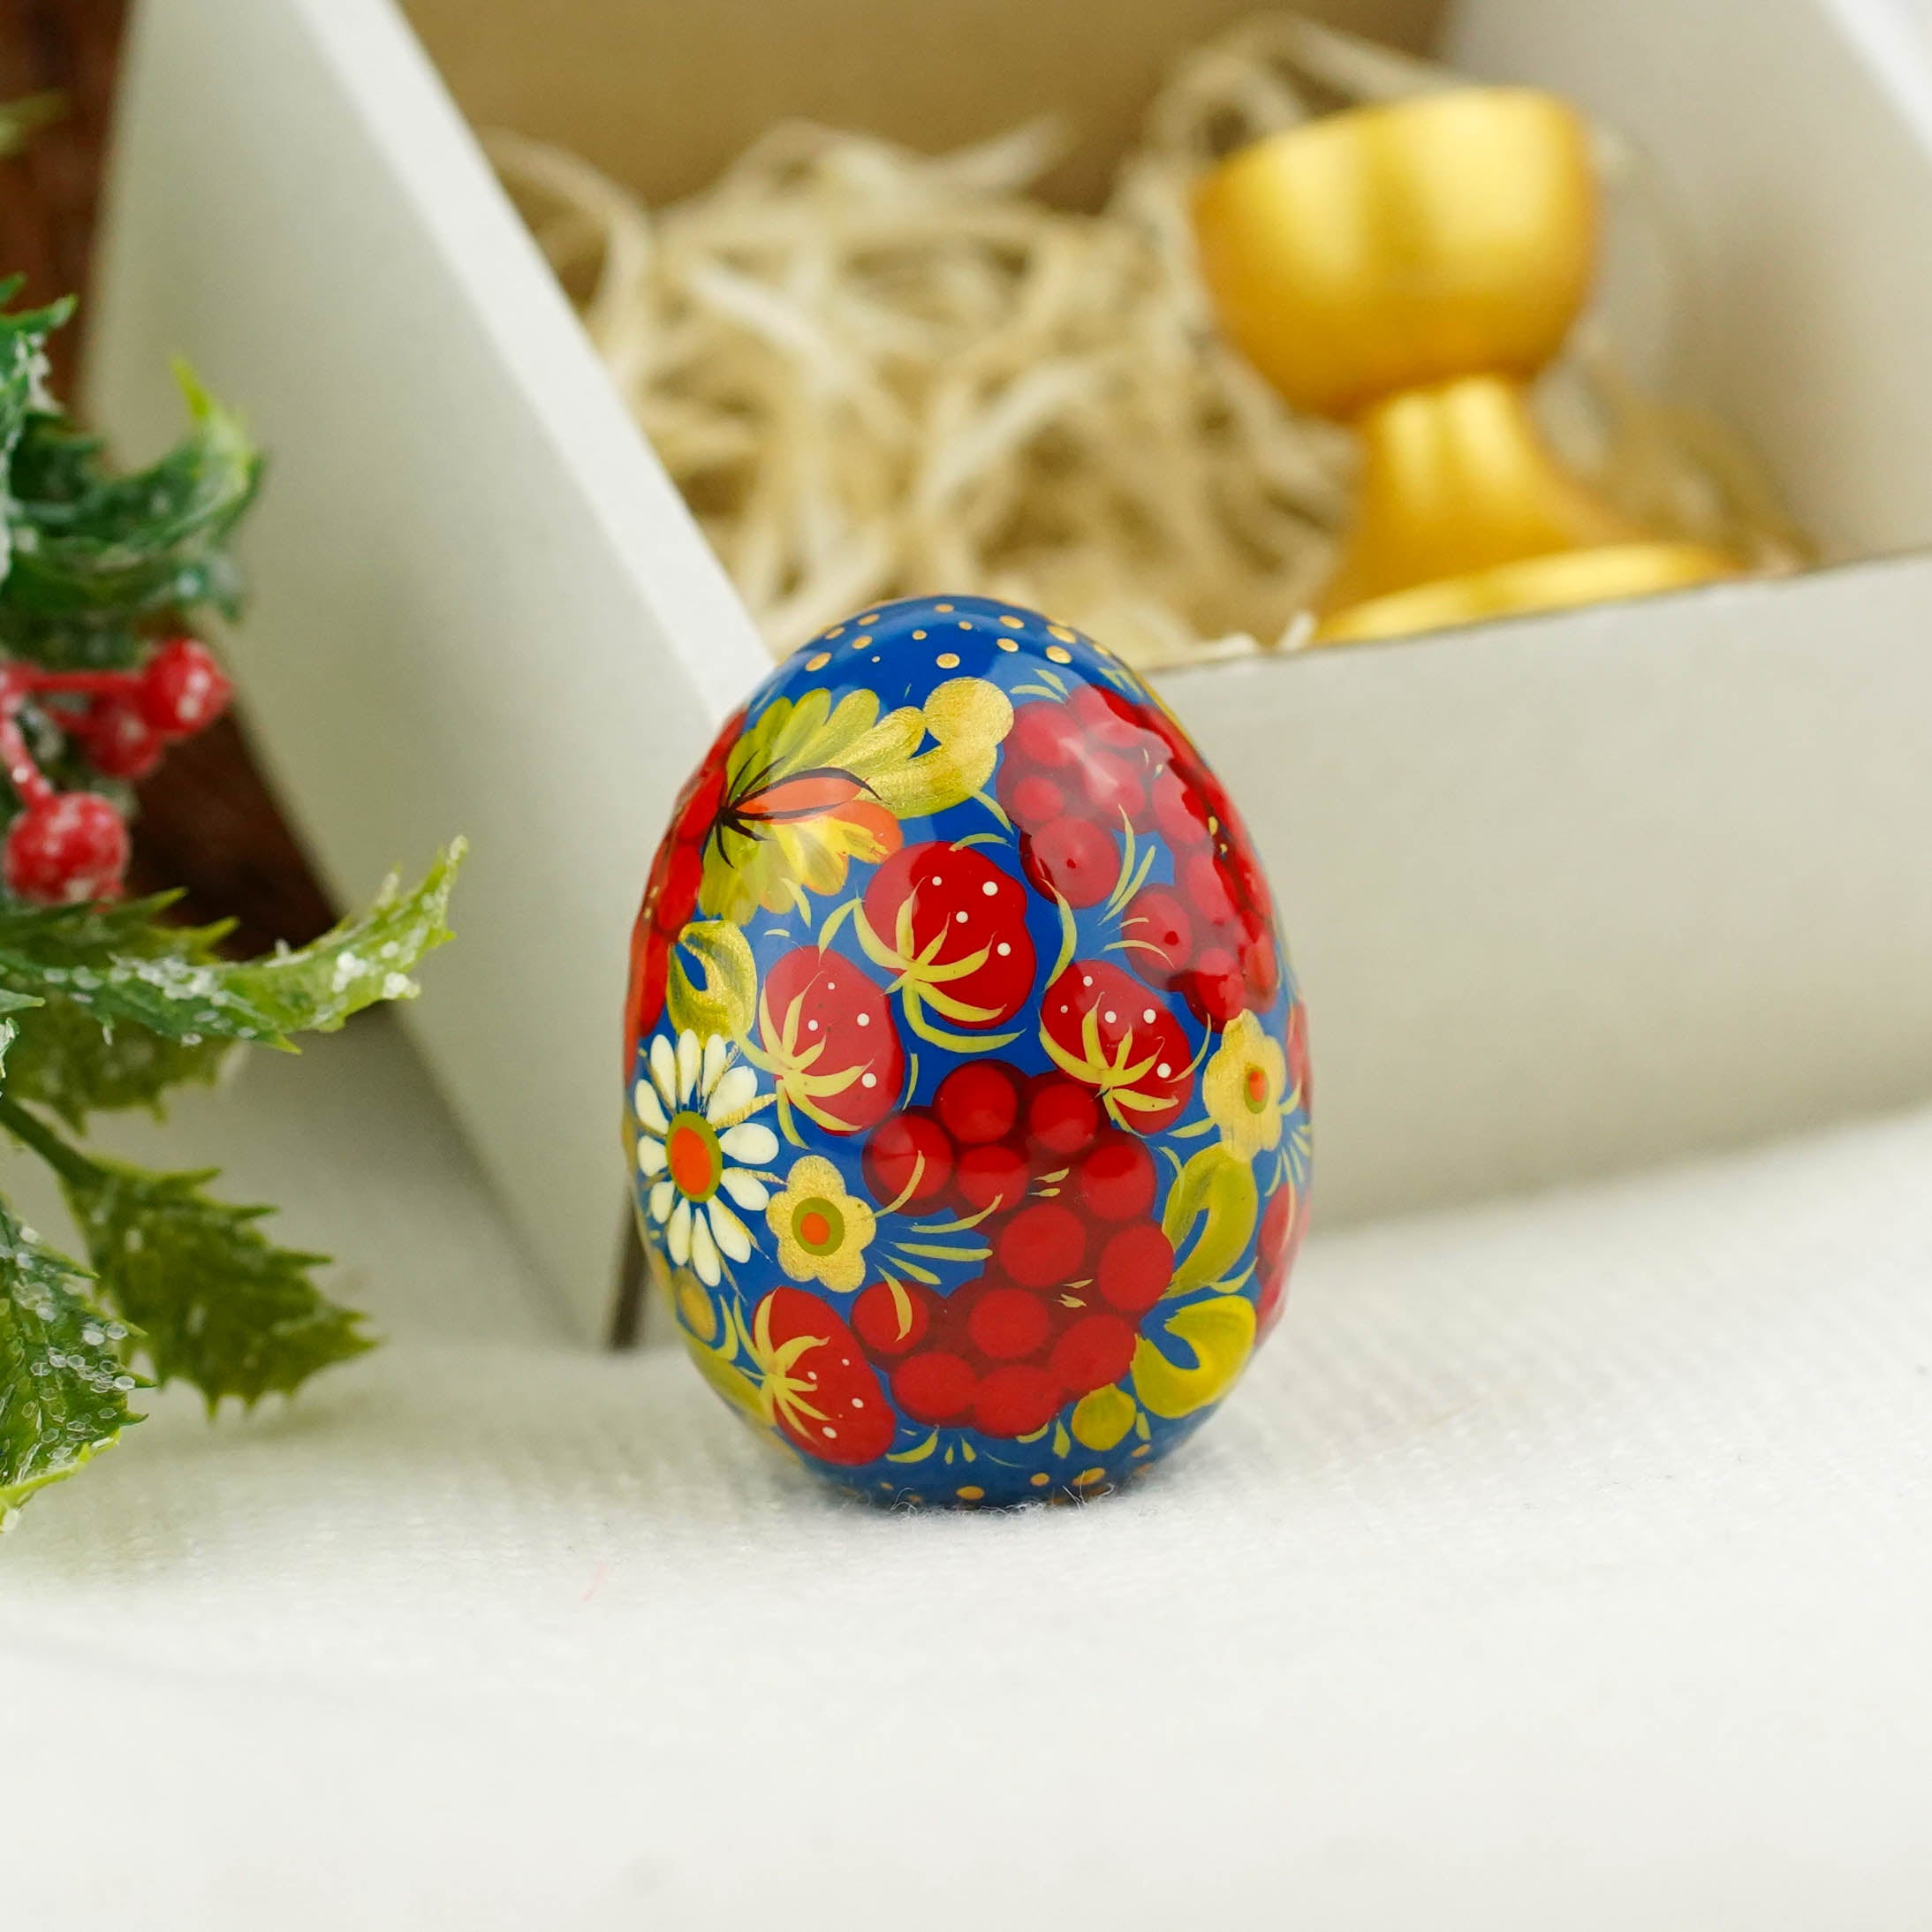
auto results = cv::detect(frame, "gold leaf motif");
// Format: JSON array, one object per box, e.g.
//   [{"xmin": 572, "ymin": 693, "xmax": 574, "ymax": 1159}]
[
  {"xmin": 1160, "ymin": 1143, "xmax": 1259, "ymax": 1298},
  {"xmin": 666, "ymin": 919, "xmax": 758, "ymax": 1043},
  {"xmin": 1132, "ymin": 1296, "xmax": 1256, "ymax": 1419},
  {"xmin": 868, "ymin": 678, "xmax": 1014, "ymax": 819},
  {"xmin": 1071, "ymin": 1383, "xmax": 1138, "ymax": 1451}
]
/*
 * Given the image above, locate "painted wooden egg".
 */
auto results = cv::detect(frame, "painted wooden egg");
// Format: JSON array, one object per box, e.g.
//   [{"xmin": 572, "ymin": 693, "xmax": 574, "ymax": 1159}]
[{"xmin": 625, "ymin": 595, "xmax": 1310, "ymax": 1505}]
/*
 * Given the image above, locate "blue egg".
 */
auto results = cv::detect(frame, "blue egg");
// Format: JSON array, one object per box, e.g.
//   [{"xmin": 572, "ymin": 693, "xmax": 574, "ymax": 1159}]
[{"xmin": 625, "ymin": 595, "xmax": 1308, "ymax": 1505}]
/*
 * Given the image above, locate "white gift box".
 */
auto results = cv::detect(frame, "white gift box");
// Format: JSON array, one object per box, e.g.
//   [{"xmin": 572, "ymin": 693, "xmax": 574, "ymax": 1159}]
[{"xmin": 87, "ymin": 0, "xmax": 1932, "ymax": 1337}]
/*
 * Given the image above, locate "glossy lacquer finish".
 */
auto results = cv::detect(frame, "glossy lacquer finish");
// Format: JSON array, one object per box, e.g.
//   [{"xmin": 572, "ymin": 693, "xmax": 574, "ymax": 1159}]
[{"xmin": 625, "ymin": 596, "xmax": 1309, "ymax": 1505}]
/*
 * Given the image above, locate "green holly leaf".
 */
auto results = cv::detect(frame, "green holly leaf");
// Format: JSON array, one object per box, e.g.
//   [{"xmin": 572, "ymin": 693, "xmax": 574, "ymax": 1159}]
[
  {"xmin": 202, "ymin": 840, "xmax": 466, "ymax": 1042},
  {"xmin": 0, "ymin": 361, "xmax": 261, "ymax": 623},
  {"xmin": 0, "ymin": 843, "xmax": 465, "ymax": 1049},
  {"xmin": 55, "ymin": 1149, "xmax": 369, "ymax": 1406},
  {"xmin": 0, "ymin": 888, "xmax": 231, "ymax": 964},
  {"xmin": 0, "ymin": 283, "xmax": 72, "ymax": 597},
  {"xmin": 0, "ymin": 1196, "xmax": 138, "ymax": 1517},
  {"xmin": 0, "ymin": 983, "xmax": 41, "ymax": 1061},
  {"xmin": 4, "ymin": 996, "xmax": 233, "ymax": 1129}
]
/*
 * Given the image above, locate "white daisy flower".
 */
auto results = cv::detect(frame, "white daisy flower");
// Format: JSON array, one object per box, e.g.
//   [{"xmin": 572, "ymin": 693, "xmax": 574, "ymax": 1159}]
[{"xmin": 633, "ymin": 1028, "xmax": 778, "ymax": 1287}]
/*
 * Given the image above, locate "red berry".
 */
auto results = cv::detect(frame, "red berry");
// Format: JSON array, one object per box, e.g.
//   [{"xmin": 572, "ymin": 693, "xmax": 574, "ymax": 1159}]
[
  {"xmin": 1225, "ymin": 833, "xmax": 1261, "ymax": 894},
  {"xmin": 1237, "ymin": 906, "xmax": 1280, "ymax": 1006},
  {"xmin": 972, "ymin": 1364, "xmax": 1063, "ymax": 1438},
  {"xmin": 1095, "ymin": 1222, "xmax": 1174, "ymax": 1313},
  {"xmin": 138, "ymin": 638, "xmax": 231, "ymax": 738},
  {"xmin": 1178, "ymin": 850, "xmax": 1240, "ymax": 934},
  {"xmin": 1288, "ymin": 999, "xmax": 1311, "ymax": 1105},
  {"xmin": 1072, "ymin": 747, "xmax": 1145, "ymax": 821},
  {"xmin": 1254, "ymin": 1185, "xmax": 1303, "ymax": 1337},
  {"xmin": 1021, "ymin": 1074, "xmax": 1100, "ymax": 1163},
  {"xmin": 1010, "ymin": 702, "xmax": 1083, "ymax": 769},
  {"xmin": 1120, "ymin": 886, "xmax": 1193, "ymax": 985},
  {"xmin": 893, "ymin": 1351, "xmax": 978, "ymax": 1424},
  {"xmin": 1049, "ymin": 1314, "xmax": 1138, "ymax": 1395},
  {"xmin": 1180, "ymin": 947, "xmax": 1246, "ymax": 1027},
  {"xmin": 1011, "ymin": 772, "xmax": 1058, "ymax": 827},
  {"xmin": 862, "ymin": 841, "xmax": 1035, "ymax": 1029},
  {"xmin": 1004, "ymin": 761, "xmax": 1066, "ymax": 830},
  {"xmin": 934, "ymin": 1061, "xmax": 1020, "ymax": 1146},
  {"xmin": 73, "ymin": 701, "xmax": 166, "ymax": 780},
  {"xmin": 996, "ymin": 1202, "xmax": 1087, "ymax": 1289},
  {"xmin": 1067, "ymin": 683, "xmax": 1143, "ymax": 749},
  {"xmin": 967, "ymin": 1286, "xmax": 1050, "ymax": 1361},
  {"xmin": 954, "ymin": 1139, "xmax": 1029, "ymax": 1214},
  {"xmin": 863, "ymin": 1111, "xmax": 954, "ymax": 1209},
  {"xmin": 852, "ymin": 1281, "xmax": 935, "ymax": 1357},
  {"xmin": 1151, "ymin": 768, "xmax": 1213, "ymax": 850},
  {"xmin": 4, "ymin": 792, "xmax": 129, "ymax": 905},
  {"xmin": 1074, "ymin": 1133, "xmax": 1157, "ymax": 1221},
  {"xmin": 919, "ymin": 1286, "xmax": 976, "ymax": 1356},
  {"xmin": 1024, "ymin": 816, "xmax": 1118, "ymax": 908}
]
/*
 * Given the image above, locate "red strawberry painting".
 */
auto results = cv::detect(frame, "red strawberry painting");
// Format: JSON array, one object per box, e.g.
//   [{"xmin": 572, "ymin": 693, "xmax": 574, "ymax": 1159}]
[
  {"xmin": 1039, "ymin": 960, "xmax": 1193, "ymax": 1133},
  {"xmin": 858, "ymin": 839, "xmax": 1035, "ymax": 1046},
  {"xmin": 748, "ymin": 1287, "xmax": 896, "ymax": 1466},
  {"xmin": 754, "ymin": 946, "xmax": 905, "ymax": 1134}
]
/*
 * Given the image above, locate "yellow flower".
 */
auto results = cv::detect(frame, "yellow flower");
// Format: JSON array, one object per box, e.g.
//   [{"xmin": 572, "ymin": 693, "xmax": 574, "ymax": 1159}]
[
  {"xmin": 764, "ymin": 1154, "xmax": 876, "ymax": 1294},
  {"xmin": 1201, "ymin": 1010, "xmax": 1287, "ymax": 1163}
]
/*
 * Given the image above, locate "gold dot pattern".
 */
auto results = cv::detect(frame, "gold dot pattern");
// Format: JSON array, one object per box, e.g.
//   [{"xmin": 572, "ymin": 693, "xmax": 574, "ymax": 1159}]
[
  {"xmin": 935, "ymin": 652, "xmax": 960, "ymax": 669},
  {"xmin": 1045, "ymin": 644, "xmax": 1072, "ymax": 664},
  {"xmin": 804, "ymin": 651, "xmax": 830, "ymax": 671}
]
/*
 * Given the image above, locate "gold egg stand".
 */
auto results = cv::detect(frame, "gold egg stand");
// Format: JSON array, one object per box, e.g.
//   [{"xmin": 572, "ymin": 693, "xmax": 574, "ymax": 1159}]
[{"xmin": 1193, "ymin": 87, "xmax": 1737, "ymax": 644}]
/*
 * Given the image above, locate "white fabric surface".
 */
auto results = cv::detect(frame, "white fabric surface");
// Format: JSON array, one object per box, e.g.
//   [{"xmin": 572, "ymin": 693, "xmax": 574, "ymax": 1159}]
[{"xmin": 4, "ymin": 1018, "xmax": 1930, "ymax": 1928}]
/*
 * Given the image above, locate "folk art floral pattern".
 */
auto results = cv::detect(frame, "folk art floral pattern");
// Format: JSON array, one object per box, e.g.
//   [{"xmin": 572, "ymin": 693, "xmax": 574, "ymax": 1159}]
[{"xmin": 625, "ymin": 596, "xmax": 1310, "ymax": 1504}]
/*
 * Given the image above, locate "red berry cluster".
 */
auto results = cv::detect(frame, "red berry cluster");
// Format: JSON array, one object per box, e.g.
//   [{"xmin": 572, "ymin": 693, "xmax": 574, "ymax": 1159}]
[
  {"xmin": 0, "ymin": 637, "xmax": 231, "ymax": 905},
  {"xmin": 997, "ymin": 683, "xmax": 1278, "ymax": 1027},
  {"xmin": 852, "ymin": 1059, "xmax": 1175, "ymax": 1439}
]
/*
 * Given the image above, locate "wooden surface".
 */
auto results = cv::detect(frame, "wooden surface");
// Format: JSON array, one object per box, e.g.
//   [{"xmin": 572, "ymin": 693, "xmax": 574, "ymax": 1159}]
[{"xmin": 0, "ymin": 0, "xmax": 335, "ymax": 953}]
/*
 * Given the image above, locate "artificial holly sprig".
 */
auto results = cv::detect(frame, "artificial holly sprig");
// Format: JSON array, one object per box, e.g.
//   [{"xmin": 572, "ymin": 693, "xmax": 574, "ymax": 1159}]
[
  {"xmin": 0, "ymin": 237, "xmax": 464, "ymax": 1521},
  {"xmin": 0, "ymin": 843, "xmax": 466, "ymax": 1518}
]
